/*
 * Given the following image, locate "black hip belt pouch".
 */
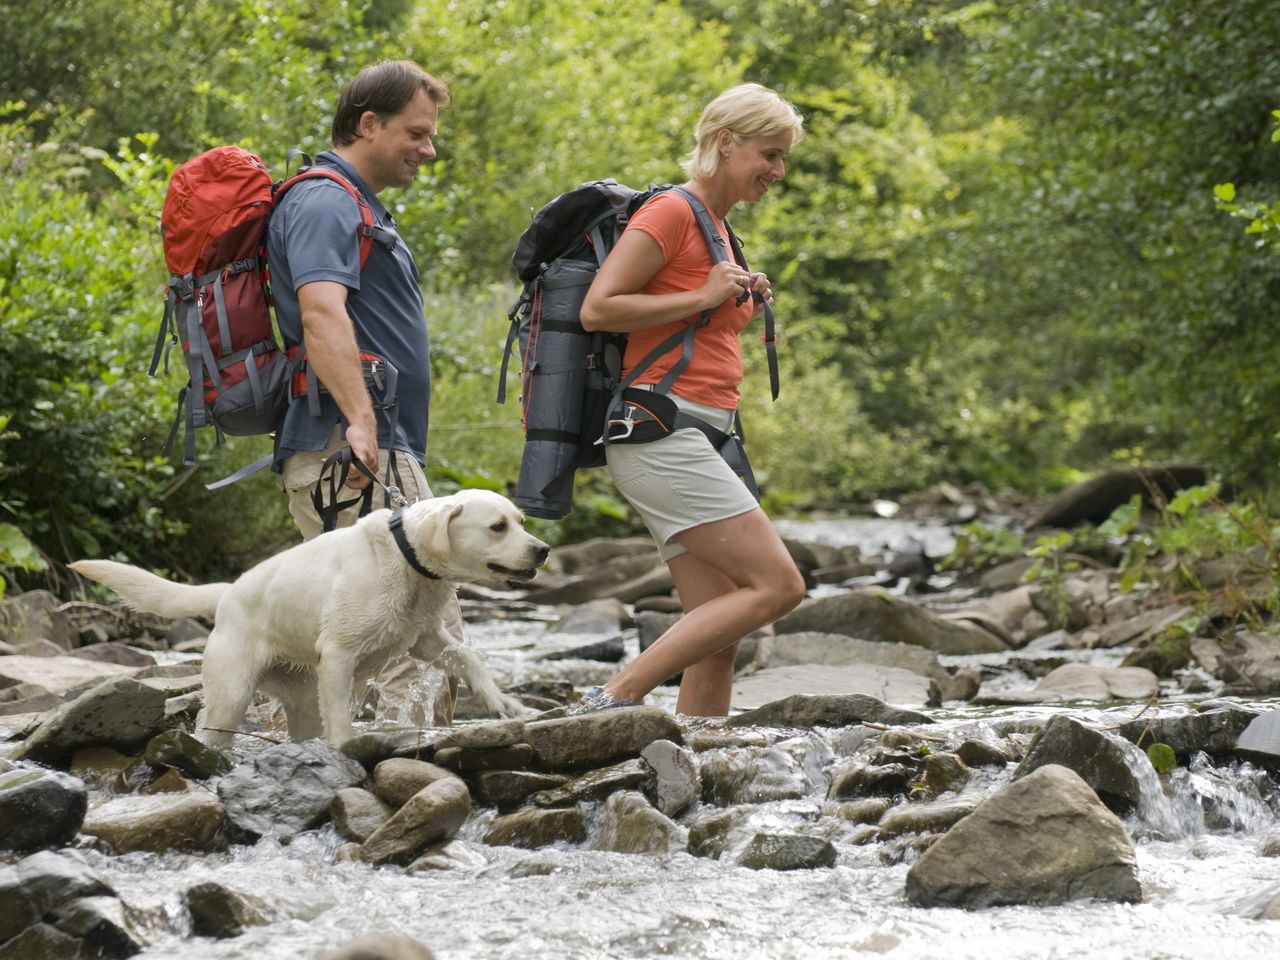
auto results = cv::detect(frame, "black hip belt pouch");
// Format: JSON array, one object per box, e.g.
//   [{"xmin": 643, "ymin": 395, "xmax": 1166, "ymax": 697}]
[{"xmin": 602, "ymin": 386, "xmax": 680, "ymax": 445}]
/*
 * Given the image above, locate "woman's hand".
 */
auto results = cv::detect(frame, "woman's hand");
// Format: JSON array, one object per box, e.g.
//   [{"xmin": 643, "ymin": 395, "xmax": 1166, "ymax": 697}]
[
  {"xmin": 748, "ymin": 272, "xmax": 773, "ymax": 316},
  {"xmin": 700, "ymin": 260, "xmax": 755, "ymax": 311}
]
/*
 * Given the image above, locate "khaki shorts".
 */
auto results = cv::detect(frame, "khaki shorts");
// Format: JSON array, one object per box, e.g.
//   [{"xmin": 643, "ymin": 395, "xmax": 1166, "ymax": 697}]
[
  {"xmin": 606, "ymin": 392, "xmax": 759, "ymax": 562},
  {"xmin": 280, "ymin": 425, "xmax": 433, "ymax": 542}
]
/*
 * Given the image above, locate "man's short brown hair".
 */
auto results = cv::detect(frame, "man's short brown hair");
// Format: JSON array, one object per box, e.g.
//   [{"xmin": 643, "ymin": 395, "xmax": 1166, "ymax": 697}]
[{"xmin": 331, "ymin": 60, "xmax": 451, "ymax": 146}]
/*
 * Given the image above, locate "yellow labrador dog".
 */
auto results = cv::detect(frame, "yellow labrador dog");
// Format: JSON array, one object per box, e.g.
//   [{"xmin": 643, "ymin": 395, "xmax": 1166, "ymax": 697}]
[{"xmin": 71, "ymin": 490, "xmax": 549, "ymax": 746}]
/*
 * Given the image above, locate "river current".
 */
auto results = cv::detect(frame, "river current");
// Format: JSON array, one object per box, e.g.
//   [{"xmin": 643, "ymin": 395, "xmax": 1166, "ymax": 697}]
[{"xmin": 79, "ymin": 516, "xmax": 1280, "ymax": 959}]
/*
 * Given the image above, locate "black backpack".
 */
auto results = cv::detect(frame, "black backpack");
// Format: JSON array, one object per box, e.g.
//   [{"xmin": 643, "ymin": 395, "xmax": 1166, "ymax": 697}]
[{"xmin": 497, "ymin": 179, "xmax": 777, "ymax": 520}]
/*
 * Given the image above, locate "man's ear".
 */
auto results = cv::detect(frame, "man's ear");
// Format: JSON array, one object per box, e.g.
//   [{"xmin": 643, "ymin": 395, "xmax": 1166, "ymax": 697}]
[{"xmin": 417, "ymin": 500, "xmax": 465, "ymax": 561}]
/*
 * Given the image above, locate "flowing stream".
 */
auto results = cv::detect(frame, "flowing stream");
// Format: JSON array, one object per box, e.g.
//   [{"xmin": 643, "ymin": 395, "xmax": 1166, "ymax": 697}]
[{"xmin": 77, "ymin": 516, "xmax": 1280, "ymax": 959}]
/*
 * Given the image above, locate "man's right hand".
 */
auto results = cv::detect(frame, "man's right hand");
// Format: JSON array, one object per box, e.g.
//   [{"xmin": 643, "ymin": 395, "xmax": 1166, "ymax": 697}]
[{"xmin": 344, "ymin": 417, "xmax": 379, "ymax": 488}]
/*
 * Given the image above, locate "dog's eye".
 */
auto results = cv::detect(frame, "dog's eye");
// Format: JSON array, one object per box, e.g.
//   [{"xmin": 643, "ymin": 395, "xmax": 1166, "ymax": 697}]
[{"xmin": 490, "ymin": 520, "xmax": 508, "ymax": 533}]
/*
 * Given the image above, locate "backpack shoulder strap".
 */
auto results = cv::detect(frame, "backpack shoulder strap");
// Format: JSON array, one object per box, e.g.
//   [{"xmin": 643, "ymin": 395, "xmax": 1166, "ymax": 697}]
[{"xmin": 274, "ymin": 164, "xmax": 393, "ymax": 270}]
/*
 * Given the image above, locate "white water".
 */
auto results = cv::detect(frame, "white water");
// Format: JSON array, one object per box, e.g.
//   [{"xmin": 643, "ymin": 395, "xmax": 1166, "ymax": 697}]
[{"xmin": 65, "ymin": 517, "xmax": 1280, "ymax": 957}]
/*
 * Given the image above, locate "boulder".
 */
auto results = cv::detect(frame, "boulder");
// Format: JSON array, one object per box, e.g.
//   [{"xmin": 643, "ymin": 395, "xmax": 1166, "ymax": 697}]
[
  {"xmin": 16, "ymin": 676, "xmax": 169, "ymax": 765},
  {"xmin": 435, "ymin": 719, "xmax": 526, "ymax": 751},
  {"xmin": 361, "ymin": 778, "xmax": 472, "ymax": 865},
  {"xmin": 66, "ymin": 643, "xmax": 156, "ymax": 668},
  {"xmin": 725, "ymin": 694, "xmax": 932, "ymax": 729},
  {"xmin": 699, "ymin": 746, "xmax": 813, "ymax": 806},
  {"xmin": 470, "ymin": 771, "xmax": 570, "ymax": 812},
  {"xmin": 47, "ymin": 894, "xmax": 147, "ymax": 957},
  {"xmin": 0, "ymin": 850, "xmax": 114, "ymax": 946},
  {"xmin": 524, "ymin": 707, "xmax": 683, "ymax": 772},
  {"xmin": 143, "ymin": 729, "xmax": 233, "ymax": 780},
  {"xmin": 877, "ymin": 795, "xmax": 982, "ymax": 838},
  {"xmin": 320, "ymin": 932, "xmax": 437, "ymax": 960},
  {"xmin": 1014, "ymin": 715, "xmax": 1154, "ymax": 815},
  {"xmin": 539, "ymin": 635, "xmax": 626, "ymax": 663},
  {"xmin": 406, "ymin": 839, "xmax": 489, "ymax": 874},
  {"xmin": 0, "ymin": 654, "xmax": 137, "ymax": 699},
  {"xmin": 433, "ymin": 744, "xmax": 537, "ymax": 772},
  {"xmin": 0, "ymin": 766, "xmax": 87, "ymax": 852},
  {"xmin": 371, "ymin": 758, "xmax": 459, "ymax": 808},
  {"xmin": 80, "ymin": 792, "xmax": 225, "ymax": 854},
  {"xmin": 184, "ymin": 882, "xmax": 268, "ymax": 939},
  {"xmin": 905, "ymin": 764, "xmax": 1141, "ymax": 908},
  {"xmin": 548, "ymin": 598, "xmax": 632, "ymax": 635},
  {"xmin": 775, "ymin": 590, "xmax": 1008, "ymax": 655},
  {"xmin": 975, "ymin": 663, "xmax": 1158, "ymax": 705},
  {"xmin": 216, "ymin": 740, "xmax": 367, "ymax": 842},
  {"xmin": 640, "ymin": 739, "xmax": 700, "ymax": 817},
  {"xmin": 1116, "ymin": 704, "xmax": 1258, "ymax": 758},
  {"xmin": 686, "ymin": 806, "xmax": 753, "ymax": 859},
  {"xmin": 1027, "ymin": 463, "xmax": 1207, "ymax": 528},
  {"xmin": 591, "ymin": 791, "xmax": 684, "ymax": 854},
  {"xmin": 483, "ymin": 808, "xmax": 586, "ymax": 849},
  {"xmin": 330, "ymin": 787, "xmax": 394, "ymax": 843},
  {"xmin": 1235, "ymin": 709, "xmax": 1280, "ymax": 770},
  {"xmin": 340, "ymin": 727, "xmax": 451, "ymax": 769},
  {"xmin": 523, "ymin": 553, "xmax": 663, "ymax": 605},
  {"xmin": 738, "ymin": 833, "xmax": 836, "ymax": 870},
  {"xmin": 0, "ymin": 591, "xmax": 77, "ymax": 649},
  {"xmin": 730, "ymin": 664, "xmax": 937, "ymax": 710},
  {"xmin": 531, "ymin": 758, "xmax": 651, "ymax": 807},
  {"xmin": 540, "ymin": 536, "xmax": 656, "ymax": 576}
]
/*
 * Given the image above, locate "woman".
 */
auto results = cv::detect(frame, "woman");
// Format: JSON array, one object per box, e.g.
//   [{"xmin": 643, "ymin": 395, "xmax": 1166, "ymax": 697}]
[{"xmin": 569, "ymin": 83, "xmax": 808, "ymax": 717}]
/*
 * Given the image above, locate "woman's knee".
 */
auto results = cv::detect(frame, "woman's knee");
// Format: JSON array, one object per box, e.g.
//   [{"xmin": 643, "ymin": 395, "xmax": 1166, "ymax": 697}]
[{"xmin": 766, "ymin": 563, "xmax": 807, "ymax": 620}]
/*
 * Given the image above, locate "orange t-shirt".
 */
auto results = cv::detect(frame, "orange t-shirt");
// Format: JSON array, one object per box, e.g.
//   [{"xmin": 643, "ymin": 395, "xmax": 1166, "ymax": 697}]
[{"xmin": 621, "ymin": 191, "xmax": 755, "ymax": 409}]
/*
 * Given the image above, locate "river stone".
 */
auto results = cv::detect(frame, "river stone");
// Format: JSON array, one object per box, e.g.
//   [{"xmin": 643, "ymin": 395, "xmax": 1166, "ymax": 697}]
[
  {"xmin": 0, "ymin": 850, "xmax": 113, "ymax": 943},
  {"xmin": 976, "ymin": 663, "xmax": 1158, "ymax": 705},
  {"xmin": 916, "ymin": 753, "xmax": 972, "ymax": 797},
  {"xmin": 550, "ymin": 597, "xmax": 633, "ymax": 635},
  {"xmin": 522, "ymin": 552, "xmax": 663, "ymax": 605},
  {"xmin": 81, "ymin": 791, "xmax": 225, "ymax": 854},
  {"xmin": 435, "ymin": 718, "xmax": 526, "ymax": 750},
  {"xmin": 185, "ymin": 882, "xmax": 269, "ymax": 939},
  {"xmin": 16, "ymin": 676, "xmax": 168, "ymax": 765},
  {"xmin": 542, "ymin": 536, "xmax": 657, "ymax": 576},
  {"xmin": 330, "ymin": 787, "xmax": 394, "ymax": 842},
  {"xmin": 762, "ymin": 631, "xmax": 950, "ymax": 678},
  {"xmin": 905, "ymin": 764, "xmax": 1142, "ymax": 908},
  {"xmin": 361, "ymin": 777, "xmax": 472, "ymax": 865},
  {"xmin": 640, "ymin": 739, "xmax": 700, "ymax": 817},
  {"xmin": 524, "ymin": 707, "xmax": 683, "ymax": 772},
  {"xmin": 877, "ymin": 795, "xmax": 982, "ymax": 838},
  {"xmin": 320, "ymin": 932, "xmax": 437, "ymax": 960},
  {"xmin": 371, "ymin": 758, "xmax": 459, "ymax": 808},
  {"xmin": 827, "ymin": 762, "xmax": 916, "ymax": 800},
  {"xmin": 67, "ymin": 642, "xmax": 156, "ymax": 668},
  {"xmin": 829, "ymin": 798, "xmax": 891, "ymax": 824},
  {"xmin": 1014, "ymin": 715, "xmax": 1151, "ymax": 814},
  {"xmin": 686, "ymin": 806, "xmax": 752, "ymax": 859},
  {"xmin": 1116, "ymin": 704, "xmax": 1257, "ymax": 758},
  {"xmin": 0, "ymin": 654, "xmax": 138, "ymax": 699},
  {"xmin": 1027, "ymin": 463, "xmax": 1206, "ymax": 528},
  {"xmin": 592, "ymin": 790, "xmax": 684, "ymax": 855},
  {"xmin": 49, "ymin": 894, "xmax": 147, "ymax": 957},
  {"xmin": 725, "ymin": 693, "xmax": 933, "ymax": 730},
  {"xmin": 434, "ymin": 743, "xmax": 537, "ymax": 772},
  {"xmin": 0, "ymin": 922, "xmax": 84, "ymax": 958},
  {"xmin": 540, "ymin": 635, "xmax": 626, "ymax": 663},
  {"xmin": 1094, "ymin": 604, "xmax": 1196, "ymax": 650},
  {"xmin": 0, "ymin": 591, "xmax": 77, "ymax": 649},
  {"xmin": 216, "ymin": 740, "xmax": 367, "ymax": 842},
  {"xmin": 1235, "ymin": 709, "xmax": 1280, "ymax": 769},
  {"xmin": 956, "ymin": 738, "xmax": 1021, "ymax": 767},
  {"xmin": 1196, "ymin": 631, "xmax": 1280, "ymax": 694},
  {"xmin": 687, "ymin": 728, "xmax": 773, "ymax": 752},
  {"xmin": 738, "ymin": 833, "xmax": 837, "ymax": 871},
  {"xmin": 406, "ymin": 839, "xmax": 489, "ymax": 873},
  {"xmin": 775, "ymin": 590, "xmax": 1008, "ymax": 654},
  {"xmin": 483, "ymin": 808, "xmax": 587, "ymax": 849},
  {"xmin": 700, "ymin": 746, "xmax": 812, "ymax": 806},
  {"xmin": 532, "ymin": 757, "xmax": 651, "ymax": 807},
  {"xmin": 730, "ymin": 664, "xmax": 937, "ymax": 711},
  {"xmin": 340, "ymin": 727, "xmax": 451, "ymax": 768},
  {"xmin": 143, "ymin": 729, "xmax": 233, "ymax": 780},
  {"xmin": 471, "ymin": 770, "xmax": 570, "ymax": 812},
  {"xmin": 0, "ymin": 766, "xmax": 87, "ymax": 852}
]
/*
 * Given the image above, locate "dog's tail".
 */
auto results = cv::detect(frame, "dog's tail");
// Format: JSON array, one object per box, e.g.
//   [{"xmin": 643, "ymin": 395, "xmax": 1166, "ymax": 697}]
[{"xmin": 69, "ymin": 560, "xmax": 229, "ymax": 620}]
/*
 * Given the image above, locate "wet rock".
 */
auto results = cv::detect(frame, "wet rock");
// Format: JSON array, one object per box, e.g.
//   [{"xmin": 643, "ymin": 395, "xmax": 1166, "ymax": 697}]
[
  {"xmin": 0, "ymin": 850, "xmax": 114, "ymax": 945},
  {"xmin": 340, "ymin": 727, "xmax": 451, "ymax": 769},
  {"xmin": 0, "ymin": 683, "xmax": 62, "ymax": 719},
  {"xmin": 877, "ymin": 795, "xmax": 982, "ymax": 838},
  {"xmin": 81, "ymin": 791, "xmax": 225, "ymax": 854},
  {"xmin": 184, "ymin": 881, "xmax": 268, "ymax": 939},
  {"xmin": 761, "ymin": 631, "xmax": 949, "ymax": 678},
  {"xmin": 1096, "ymin": 605, "xmax": 1196, "ymax": 651},
  {"xmin": 143, "ymin": 729, "xmax": 233, "ymax": 780},
  {"xmin": 640, "ymin": 739, "xmax": 700, "ymax": 817},
  {"xmin": 635, "ymin": 610, "xmax": 679, "ymax": 650},
  {"xmin": 523, "ymin": 552, "xmax": 663, "ymax": 605},
  {"xmin": 730, "ymin": 664, "xmax": 937, "ymax": 711},
  {"xmin": 956, "ymin": 738, "xmax": 1021, "ymax": 767},
  {"xmin": 686, "ymin": 806, "xmax": 751, "ymax": 859},
  {"xmin": 16, "ymin": 676, "xmax": 169, "ymax": 766},
  {"xmin": 371, "ymin": 758, "xmax": 459, "ymax": 808},
  {"xmin": 434, "ymin": 743, "xmax": 537, "ymax": 772},
  {"xmin": 1235, "ymin": 709, "xmax": 1280, "ymax": 770},
  {"xmin": 1116, "ymin": 704, "xmax": 1258, "ymax": 758},
  {"xmin": 592, "ymin": 791, "xmax": 684, "ymax": 854},
  {"xmin": 549, "ymin": 597, "xmax": 633, "ymax": 635},
  {"xmin": 1194, "ymin": 631, "xmax": 1280, "ymax": 695},
  {"xmin": 688, "ymin": 728, "xmax": 772, "ymax": 752},
  {"xmin": 471, "ymin": 770, "xmax": 570, "ymax": 812},
  {"xmin": 725, "ymin": 694, "xmax": 933, "ymax": 730},
  {"xmin": 67, "ymin": 642, "xmax": 156, "ymax": 668},
  {"xmin": 775, "ymin": 590, "xmax": 1008, "ymax": 655},
  {"xmin": 406, "ymin": 839, "xmax": 489, "ymax": 873},
  {"xmin": 939, "ymin": 668, "xmax": 982, "ymax": 702},
  {"xmin": 700, "ymin": 746, "xmax": 813, "ymax": 805},
  {"xmin": 0, "ymin": 591, "xmax": 77, "ymax": 649},
  {"xmin": 541, "ymin": 536, "xmax": 657, "ymax": 576},
  {"xmin": 68, "ymin": 746, "xmax": 137, "ymax": 792},
  {"xmin": 828, "ymin": 798, "xmax": 890, "ymax": 824},
  {"xmin": 483, "ymin": 807, "xmax": 586, "ymax": 849},
  {"xmin": 915, "ymin": 753, "xmax": 972, "ymax": 797},
  {"xmin": 216, "ymin": 740, "xmax": 367, "ymax": 842},
  {"xmin": 540, "ymin": 635, "xmax": 626, "ymax": 663},
  {"xmin": 827, "ymin": 762, "xmax": 916, "ymax": 800},
  {"xmin": 905, "ymin": 764, "xmax": 1142, "ymax": 908},
  {"xmin": 524, "ymin": 707, "xmax": 683, "ymax": 772},
  {"xmin": 330, "ymin": 787, "xmax": 393, "ymax": 843},
  {"xmin": 436, "ymin": 719, "xmax": 526, "ymax": 750},
  {"xmin": 0, "ymin": 654, "xmax": 138, "ymax": 699},
  {"xmin": 1014, "ymin": 715, "xmax": 1150, "ymax": 815},
  {"xmin": 49, "ymin": 894, "xmax": 146, "ymax": 957},
  {"xmin": 1259, "ymin": 832, "xmax": 1280, "ymax": 858},
  {"xmin": 532, "ymin": 758, "xmax": 650, "ymax": 807},
  {"xmin": 361, "ymin": 778, "xmax": 472, "ymax": 865},
  {"xmin": 508, "ymin": 680, "xmax": 575, "ymax": 706},
  {"xmin": 738, "ymin": 833, "xmax": 836, "ymax": 870},
  {"xmin": 976, "ymin": 663, "xmax": 1158, "ymax": 705},
  {"xmin": 1027, "ymin": 464, "xmax": 1206, "ymax": 528},
  {"xmin": 0, "ymin": 766, "xmax": 87, "ymax": 852},
  {"xmin": 320, "ymin": 931, "xmax": 438, "ymax": 959},
  {"xmin": 1120, "ymin": 624, "xmax": 1194, "ymax": 676},
  {"xmin": 0, "ymin": 922, "xmax": 85, "ymax": 958}
]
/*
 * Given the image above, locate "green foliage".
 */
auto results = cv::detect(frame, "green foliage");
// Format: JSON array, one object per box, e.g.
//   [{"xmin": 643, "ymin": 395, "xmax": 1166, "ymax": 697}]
[
  {"xmin": 1146, "ymin": 742, "xmax": 1178, "ymax": 774},
  {"xmin": 0, "ymin": 522, "xmax": 47, "ymax": 598},
  {"xmin": 938, "ymin": 521, "xmax": 1023, "ymax": 574}
]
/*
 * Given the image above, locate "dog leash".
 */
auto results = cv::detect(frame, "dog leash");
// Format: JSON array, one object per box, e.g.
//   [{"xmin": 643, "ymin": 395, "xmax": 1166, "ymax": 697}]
[{"xmin": 314, "ymin": 446, "xmax": 413, "ymax": 533}]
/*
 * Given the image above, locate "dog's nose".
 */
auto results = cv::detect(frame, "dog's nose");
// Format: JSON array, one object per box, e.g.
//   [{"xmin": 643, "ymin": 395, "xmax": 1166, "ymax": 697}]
[{"xmin": 532, "ymin": 542, "xmax": 550, "ymax": 567}]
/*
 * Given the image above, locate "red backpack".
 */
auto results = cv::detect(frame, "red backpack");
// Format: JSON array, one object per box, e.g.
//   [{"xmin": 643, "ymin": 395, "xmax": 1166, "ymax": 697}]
[{"xmin": 153, "ymin": 145, "xmax": 378, "ymax": 466}]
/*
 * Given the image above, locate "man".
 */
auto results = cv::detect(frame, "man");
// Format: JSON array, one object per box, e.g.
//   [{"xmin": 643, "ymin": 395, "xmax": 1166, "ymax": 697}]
[{"xmin": 267, "ymin": 60, "xmax": 461, "ymax": 724}]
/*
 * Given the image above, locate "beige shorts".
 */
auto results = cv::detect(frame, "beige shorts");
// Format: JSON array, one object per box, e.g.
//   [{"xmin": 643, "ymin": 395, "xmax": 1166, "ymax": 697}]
[
  {"xmin": 606, "ymin": 392, "xmax": 759, "ymax": 562},
  {"xmin": 280, "ymin": 425, "xmax": 433, "ymax": 542}
]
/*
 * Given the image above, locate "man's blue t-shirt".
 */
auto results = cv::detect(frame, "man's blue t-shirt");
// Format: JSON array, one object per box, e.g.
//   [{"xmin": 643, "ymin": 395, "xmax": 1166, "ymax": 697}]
[{"xmin": 266, "ymin": 151, "xmax": 430, "ymax": 466}]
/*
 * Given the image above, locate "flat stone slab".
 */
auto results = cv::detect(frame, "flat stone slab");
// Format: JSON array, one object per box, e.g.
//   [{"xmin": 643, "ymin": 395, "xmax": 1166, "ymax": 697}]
[
  {"xmin": 0, "ymin": 656, "xmax": 139, "ymax": 697},
  {"xmin": 731, "ymin": 664, "xmax": 934, "ymax": 710}
]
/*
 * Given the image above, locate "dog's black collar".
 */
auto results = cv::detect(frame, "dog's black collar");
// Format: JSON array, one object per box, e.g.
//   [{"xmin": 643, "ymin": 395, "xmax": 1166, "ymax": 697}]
[{"xmin": 388, "ymin": 508, "xmax": 441, "ymax": 580}]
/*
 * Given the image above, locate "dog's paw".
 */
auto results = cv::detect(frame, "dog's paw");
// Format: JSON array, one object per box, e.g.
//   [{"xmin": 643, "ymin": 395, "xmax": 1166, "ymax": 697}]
[{"xmin": 493, "ymin": 693, "xmax": 532, "ymax": 718}]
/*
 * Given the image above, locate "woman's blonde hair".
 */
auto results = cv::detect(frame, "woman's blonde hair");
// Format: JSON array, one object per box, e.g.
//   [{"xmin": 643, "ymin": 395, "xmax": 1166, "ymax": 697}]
[{"xmin": 682, "ymin": 82, "xmax": 806, "ymax": 179}]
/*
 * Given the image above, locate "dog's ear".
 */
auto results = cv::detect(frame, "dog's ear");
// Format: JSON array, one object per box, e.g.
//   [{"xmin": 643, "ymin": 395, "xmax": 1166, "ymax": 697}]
[{"xmin": 416, "ymin": 499, "xmax": 465, "ymax": 562}]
